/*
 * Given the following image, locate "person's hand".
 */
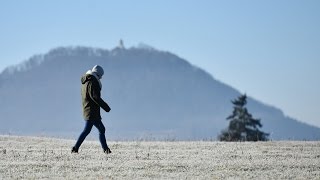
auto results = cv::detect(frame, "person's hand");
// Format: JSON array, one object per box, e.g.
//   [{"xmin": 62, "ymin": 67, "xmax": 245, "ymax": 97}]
[{"xmin": 106, "ymin": 107, "xmax": 111, "ymax": 112}]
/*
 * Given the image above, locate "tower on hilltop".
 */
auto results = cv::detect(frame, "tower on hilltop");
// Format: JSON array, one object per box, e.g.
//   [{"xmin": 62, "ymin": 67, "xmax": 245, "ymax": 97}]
[{"xmin": 118, "ymin": 39, "xmax": 125, "ymax": 49}]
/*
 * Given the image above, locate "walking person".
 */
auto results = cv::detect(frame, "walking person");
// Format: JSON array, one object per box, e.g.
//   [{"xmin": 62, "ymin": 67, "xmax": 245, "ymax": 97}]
[{"xmin": 72, "ymin": 65, "xmax": 112, "ymax": 154}]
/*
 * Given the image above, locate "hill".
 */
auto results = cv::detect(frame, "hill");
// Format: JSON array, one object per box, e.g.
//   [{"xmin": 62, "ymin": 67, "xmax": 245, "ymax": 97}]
[{"xmin": 0, "ymin": 45, "xmax": 319, "ymax": 140}]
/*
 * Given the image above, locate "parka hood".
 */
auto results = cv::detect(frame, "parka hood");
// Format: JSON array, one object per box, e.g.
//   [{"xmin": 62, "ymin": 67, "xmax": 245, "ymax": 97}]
[
  {"xmin": 81, "ymin": 74, "xmax": 94, "ymax": 84},
  {"xmin": 81, "ymin": 70, "xmax": 102, "ymax": 89}
]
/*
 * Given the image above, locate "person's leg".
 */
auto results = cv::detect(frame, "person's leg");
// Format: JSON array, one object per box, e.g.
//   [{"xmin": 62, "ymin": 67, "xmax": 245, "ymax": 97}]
[
  {"xmin": 92, "ymin": 120, "xmax": 109, "ymax": 151},
  {"xmin": 74, "ymin": 120, "xmax": 94, "ymax": 150}
]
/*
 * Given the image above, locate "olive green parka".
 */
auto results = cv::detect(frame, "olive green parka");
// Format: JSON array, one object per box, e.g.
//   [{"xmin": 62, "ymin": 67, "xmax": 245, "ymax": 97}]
[{"xmin": 81, "ymin": 73, "xmax": 111, "ymax": 120}]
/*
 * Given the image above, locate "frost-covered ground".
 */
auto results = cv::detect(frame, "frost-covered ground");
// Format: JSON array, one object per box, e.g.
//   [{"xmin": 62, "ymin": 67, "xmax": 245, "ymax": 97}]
[{"xmin": 0, "ymin": 136, "xmax": 319, "ymax": 179}]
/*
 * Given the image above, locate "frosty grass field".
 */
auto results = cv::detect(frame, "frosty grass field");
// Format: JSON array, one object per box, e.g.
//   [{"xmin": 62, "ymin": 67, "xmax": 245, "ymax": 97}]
[{"xmin": 0, "ymin": 136, "xmax": 319, "ymax": 179}]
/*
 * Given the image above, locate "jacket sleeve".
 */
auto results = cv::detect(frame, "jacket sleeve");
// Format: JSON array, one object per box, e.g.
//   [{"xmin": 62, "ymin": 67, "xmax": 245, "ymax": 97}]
[{"xmin": 88, "ymin": 81, "xmax": 111, "ymax": 112}]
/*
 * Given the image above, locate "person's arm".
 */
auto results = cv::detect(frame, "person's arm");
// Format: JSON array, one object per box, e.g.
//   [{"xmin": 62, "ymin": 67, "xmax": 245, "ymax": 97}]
[{"xmin": 88, "ymin": 81, "xmax": 111, "ymax": 112}]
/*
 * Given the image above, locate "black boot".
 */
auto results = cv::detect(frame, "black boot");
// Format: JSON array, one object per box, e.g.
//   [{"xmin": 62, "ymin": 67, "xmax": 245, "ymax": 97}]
[
  {"xmin": 71, "ymin": 147, "xmax": 78, "ymax": 153},
  {"xmin": 104, "ymin": 147, "xmax": 112, "ymax": 154}
]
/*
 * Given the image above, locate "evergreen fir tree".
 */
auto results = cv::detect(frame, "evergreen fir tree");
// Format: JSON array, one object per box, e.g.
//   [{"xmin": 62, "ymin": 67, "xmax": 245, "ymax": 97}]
[{"xmin": 219, "ymin": 94, "xmax": 269, "ymax": 141}]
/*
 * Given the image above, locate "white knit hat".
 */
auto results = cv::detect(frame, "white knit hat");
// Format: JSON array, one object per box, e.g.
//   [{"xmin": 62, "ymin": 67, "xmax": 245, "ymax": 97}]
[{"xmin": 92, "ymin": 65, "xmax": 104, "ymax": 78}]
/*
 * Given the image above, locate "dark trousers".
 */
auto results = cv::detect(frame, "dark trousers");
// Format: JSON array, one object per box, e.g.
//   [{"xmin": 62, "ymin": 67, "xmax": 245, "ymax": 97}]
[{"xmin": 74, "ymin": 119, "xmax": 108, "ymax": 150}]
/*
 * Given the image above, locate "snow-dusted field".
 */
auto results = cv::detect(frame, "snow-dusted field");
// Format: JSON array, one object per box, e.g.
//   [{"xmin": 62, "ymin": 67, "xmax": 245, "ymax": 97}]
[{"xmin": 0, "ymin": 136, "xmax": 319, "ymax": 179}]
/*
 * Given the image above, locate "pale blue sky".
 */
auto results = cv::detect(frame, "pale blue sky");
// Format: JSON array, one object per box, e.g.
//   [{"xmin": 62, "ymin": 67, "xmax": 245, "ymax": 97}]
[{"xmin": 0, "ymin": 0, "xmax": 319, "ymax": 127}]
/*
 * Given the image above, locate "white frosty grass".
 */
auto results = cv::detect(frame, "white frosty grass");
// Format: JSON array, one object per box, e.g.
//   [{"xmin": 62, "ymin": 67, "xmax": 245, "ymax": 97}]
[{"xmin": 0, "ymin": 136, "xmax": 319, "ymax": 179}]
